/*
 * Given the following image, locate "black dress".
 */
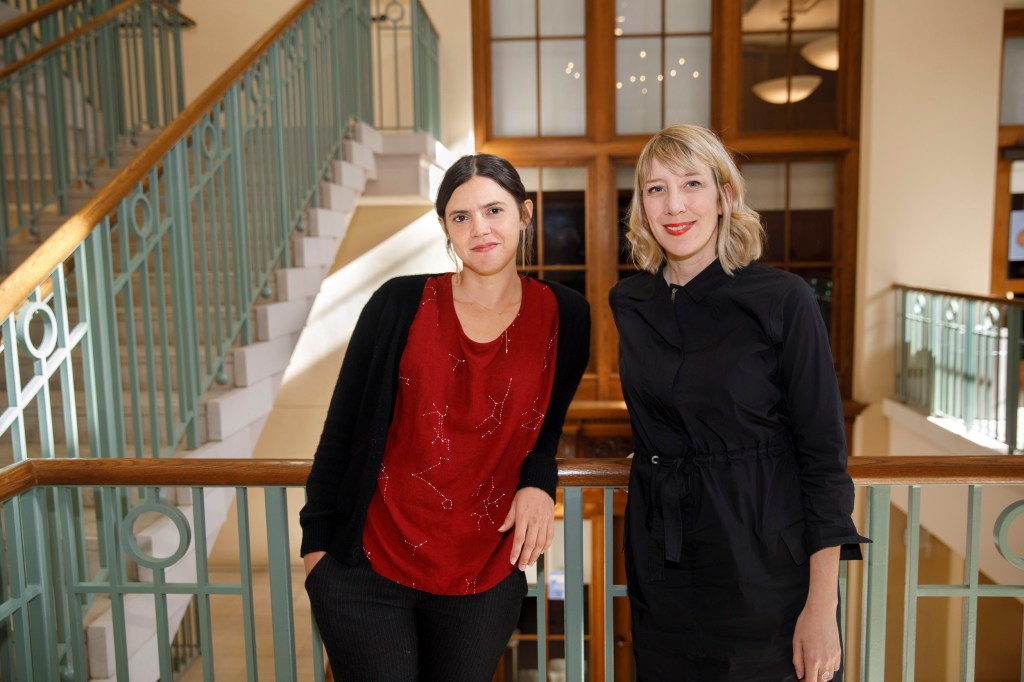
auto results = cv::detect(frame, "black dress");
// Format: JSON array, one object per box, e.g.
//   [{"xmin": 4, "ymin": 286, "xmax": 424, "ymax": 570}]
[{"xmin": 609, "ymin": 260, "xmax": 867, "ymax": 682}]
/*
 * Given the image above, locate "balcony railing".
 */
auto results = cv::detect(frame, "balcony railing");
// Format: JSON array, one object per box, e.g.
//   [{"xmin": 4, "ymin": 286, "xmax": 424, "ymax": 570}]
[
  {"xmin": 370, "ymin": 0, "xmax": 439, "ymax": 138},
  {"xmin": 0, "ymin": 0, "xmax": 373, "ymax": 467},
  {"xmin": 895, "ymin": 285, "xmax": 1024, "ymax": 453},
  {"xmin": 1, "ymin": 456, "xmax": 1021, "ymax": 681},
  {"xmin": 0, "ymin": 0, "xmax": 188, "ymax": 266}
]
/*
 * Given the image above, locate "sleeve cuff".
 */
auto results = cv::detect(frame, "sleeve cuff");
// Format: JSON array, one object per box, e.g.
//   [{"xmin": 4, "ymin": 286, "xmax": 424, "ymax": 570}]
[{"xmin": 805, "ymin": 525, "xmax": 871, "ymax": 559}]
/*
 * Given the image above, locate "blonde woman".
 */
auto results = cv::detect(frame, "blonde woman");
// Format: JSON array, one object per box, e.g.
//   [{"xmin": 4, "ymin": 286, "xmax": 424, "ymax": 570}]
[{"xmin": 610, "ymin": 125, "xmax": 867, "ymax": 682}]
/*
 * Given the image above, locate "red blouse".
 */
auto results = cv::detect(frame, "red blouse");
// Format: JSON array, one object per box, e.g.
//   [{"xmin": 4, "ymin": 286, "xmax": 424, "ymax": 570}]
[{"xmin": 362, "ymin": 274, "xmax": 559, "ymax": 595}]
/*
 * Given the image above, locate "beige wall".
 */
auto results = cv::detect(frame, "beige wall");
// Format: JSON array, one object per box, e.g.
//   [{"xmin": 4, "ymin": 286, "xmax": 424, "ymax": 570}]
[
  {"xmin": 853, "ymin": 0, "xmax": 1005, "ymax": 457},
  {"xmin": 179, "ymin": 0, "xmax": 290, "ymax": 104}
]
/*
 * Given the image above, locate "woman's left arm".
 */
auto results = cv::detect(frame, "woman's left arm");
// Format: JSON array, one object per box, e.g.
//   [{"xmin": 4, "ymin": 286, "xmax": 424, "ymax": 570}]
[
  {"xmin": 792, "ymin": 545, "xmax": 841, "ymax": 681},
  {"xmin": 505, "ymin": 286, "xmax": 591, "ymax": 569},
  {"xmin": 777, "ymin": 279, "xmax": 868, "ymax": 557}
]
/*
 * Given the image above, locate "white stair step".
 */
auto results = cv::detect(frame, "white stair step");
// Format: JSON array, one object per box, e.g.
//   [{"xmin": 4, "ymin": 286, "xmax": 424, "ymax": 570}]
[
  {"xmin": 351, "ymin": 120, "xmax": 383, "ymax": 153},
  {"xmin": 276, "ymin": 266, "xmax": 327, "ymax": 301},
  {"xmin": 306, "ymin": 207, "xmax": 353, "ymax": 239},
  {"xmin": 292, "ymin": 233, "xmax": 341, "ymax": 267},
  {"xmin": 343, "ymin": 138, "xmax": 377, "ymax": 180},
  {"xmin": 255, "ymin": 297, "xmax": 313, "ymax": 341},
  {"xmin": 331, "ymin": 159, "xmax": 366, "ymax": 192},
  {"xmin": 232, "ymin": 332, "xmax": 299, "ymax": 387}
]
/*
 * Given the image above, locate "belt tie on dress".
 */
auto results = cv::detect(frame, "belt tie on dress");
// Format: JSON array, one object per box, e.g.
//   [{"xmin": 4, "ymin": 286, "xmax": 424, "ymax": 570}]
[{"xmin": 648, "ymin": 448, "xmax": 698, "ymax": 581}]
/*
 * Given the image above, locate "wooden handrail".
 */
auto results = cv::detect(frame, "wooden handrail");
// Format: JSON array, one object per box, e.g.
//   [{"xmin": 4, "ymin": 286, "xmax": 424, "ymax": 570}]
[
  {"xmin": 3, "ymin": 456, "xmax": 1024, "ymax": 503},
  {"xmin": 893, "ymin": 283, "xmax": 1022, "ymax": 308},
  {"xmin": 0, "ymin": 0, "xmax": 315, "ymax": 322},
  {"xmin": 155, "ymin": 0, "xmax": 195, "ymax": 28},
  {"xmin": 0, "ymin": 0, "xmax": 138, "ymax": 82},
  {"xmin": 0, "ymin": 0, "xmax": 82, "ymax": 42}
]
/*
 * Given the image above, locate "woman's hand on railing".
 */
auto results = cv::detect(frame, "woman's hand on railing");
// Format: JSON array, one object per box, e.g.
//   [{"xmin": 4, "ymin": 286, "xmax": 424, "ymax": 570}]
[
  {"xmin": 303, "ymin": 550, "xmax": 326, "ymax": 576},
  {"xmin": 499, "ymin": 486, "xmax": 555, "ymax": 571}
]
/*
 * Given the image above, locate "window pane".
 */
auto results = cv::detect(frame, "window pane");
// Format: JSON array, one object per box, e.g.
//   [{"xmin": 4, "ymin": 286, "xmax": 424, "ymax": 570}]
[
  {"xmin": 539, "ymin": 0, "xmax": 584, "ymax": 36},
  {"xmin": 541, "ymin": 167, "xmax": 586, "ymax": 266},
  {"xmin": 664, "ymin": 36, "xmax": 711, "ymax": 127},
  {"xmin": 617, "ymin": 166, "xmax": 635, "ymax": 266},
  {"xmin": 742, "ymin": 31, "xmax": 838, "ymax": 132},
  {"xmin": 1007, "ymin": 161, "xmax": 1024, "ymax": 278},
  {"xmin": 789, "ymin": 162, "xmax": 835, "ymax": 263},
  {"xmin": 540, "ymin": 40, "xmax": 586, "ymax": 136},
  {"xmin": 666, "ymin": 0, "xmax": 711, "ymax": 33},
  {"xmin": 742, "ymin": 0, "xmax": 839, "ymax": 32},
  {"xmin": 1002, "ymin": 37, "xmax": 1024, "ymax": 125},
  {"xmin": 492, "ymin": 42, "xmax": 537, "ymax": 137},
  {"xmin": 616, "ymin": 0, "xmax": 660, "ymax": 35},
  {"xmin": 616, "ymin": 38, "xmax": 662, "ymax": 134},
  {"xmin": 490, "ymin": 0, "xmax": 534, "ymax": 38},
  {"xmin": 744, "ymin": 163, "xmax": 787, "ymax": 263}
]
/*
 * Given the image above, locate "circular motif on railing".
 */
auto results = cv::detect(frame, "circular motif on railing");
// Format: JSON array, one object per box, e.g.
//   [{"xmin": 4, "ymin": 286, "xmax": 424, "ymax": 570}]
[
  {"xmin": 121, "ymin": 502, "xmax": 192, "ymax": 571},
  {"xmin": 246, "ymin": 71, "xmax": 263, "ymax": 103},
  {"xmin": 912, "ymin": 293, "xmax": 926, "ymax": 316},
  {"xmin": 129, "ymin": 194, "xmax": 154, "ymax": 239},
  {"xmin": 385, "ymin": 0, "xmax": 405, "ymax": 24},
  {"xmin": 995, "ymin": 500, "xmax": 1024, "ymax": 570},
  {"xmin": 201, "ymin": 120, "xmax": 218, "ymax": 159},
  {"xmin": 984, "ymin": 305, "xmax": 1001, "ymax": 329},
  {"xmin": 17, "ymin": 302, "xmax": 58, "ymax": 360},
  {"xmin": 943, "ymin": 299, "xmax": 960, "ymax": 323}
]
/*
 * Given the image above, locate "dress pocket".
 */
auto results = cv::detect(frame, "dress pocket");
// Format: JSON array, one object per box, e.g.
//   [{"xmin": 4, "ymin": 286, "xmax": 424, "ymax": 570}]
[
  {"xmin": 779, "ymin": 518, "xmax": 809, "ymax": 566},
  {"xmin": 303, "ymin": 553, "xmax": 331, "ymax": 592}
]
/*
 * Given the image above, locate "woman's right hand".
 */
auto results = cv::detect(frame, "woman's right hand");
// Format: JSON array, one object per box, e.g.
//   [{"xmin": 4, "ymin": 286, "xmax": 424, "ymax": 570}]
[{"xmin": 303, "ymin": 551, "xmax": 326, "ymax": 576}]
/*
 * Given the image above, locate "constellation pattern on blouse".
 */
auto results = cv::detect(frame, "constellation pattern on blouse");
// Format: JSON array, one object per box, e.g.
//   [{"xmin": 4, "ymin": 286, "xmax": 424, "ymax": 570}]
[
  {"xmin": 404, "ymin": 538, "xmax": 428, "ymax": 556},
  {"xmin": 470, "ymin": 477, "xmax": 506, "ymax": 531},
  {"xmin": 464, "ymin": 577, "xmax": 478, "ymax": 595},
  {"xmin": 399, "ymin": 375, "xmax": 411, "ymax": 387},
  {"xmin": 520, "ymin": 398, "xmax": 545, "ymax": 431},
  {"xmin": 422, "ymin": 402, "xmax": 452, "ymax": 452},
  {"xmin": 543, "ymin": 331, "xmax": 557, "ymax": 371},
  {"xmin": 411, "ymin": 457, "xmax": 454, "ymax": 510},
  {"xmin": 476, "ymin": 377, "xmax": 512, "ymax": 437},
  {"xmin": 449, "ymin": 353, "xmax": 466, "ymax": 372},
  {"xmin": 421, "ymin": 281, "xmax": 439, "ymax": 325},
  {"xmin": 377, "ymin": 464, "xmax": 390, "ymax": 501}
]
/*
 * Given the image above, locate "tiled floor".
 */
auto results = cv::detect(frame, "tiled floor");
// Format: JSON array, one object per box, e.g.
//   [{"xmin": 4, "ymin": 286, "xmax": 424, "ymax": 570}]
[{"xmin": 176, "ymin": 567, "xmax": 323, "ymax": 681}]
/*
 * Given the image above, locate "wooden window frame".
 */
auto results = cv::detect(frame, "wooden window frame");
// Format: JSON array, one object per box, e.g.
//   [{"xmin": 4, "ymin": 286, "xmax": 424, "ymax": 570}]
[
  {"xmin": 471, "ymin": 0, "xmax": 862, "ymax": 401},
  {"xmin": 991, "ymin": 9, "xmax": 1024, "ymax": 296}
]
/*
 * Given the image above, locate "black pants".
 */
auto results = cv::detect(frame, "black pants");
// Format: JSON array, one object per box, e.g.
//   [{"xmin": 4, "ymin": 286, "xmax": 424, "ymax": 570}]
[{"xmin": 305, "ymin": 553, "xmax": 527, "ymax": 681}]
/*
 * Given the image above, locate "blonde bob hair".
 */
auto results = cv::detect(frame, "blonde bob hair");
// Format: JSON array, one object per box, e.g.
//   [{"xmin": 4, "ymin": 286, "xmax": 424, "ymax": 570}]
[{"xmin": 625, "ymin": 124, "xmax": 764, "ymax": 275}]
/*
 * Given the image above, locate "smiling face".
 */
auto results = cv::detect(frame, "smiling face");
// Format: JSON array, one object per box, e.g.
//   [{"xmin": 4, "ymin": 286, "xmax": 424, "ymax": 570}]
[
  {"xmin": 641, "ymin": 157, "xmax": 726, "ymax": 280},
  {"xmin": 441, "ymin": 175, "xmax": 533, "ymax": 278}
]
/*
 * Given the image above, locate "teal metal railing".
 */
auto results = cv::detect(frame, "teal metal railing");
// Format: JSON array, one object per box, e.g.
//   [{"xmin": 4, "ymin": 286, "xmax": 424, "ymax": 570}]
[
  {"xmin": 0, "ymin": 0, "xmax": 372, "ymax": 468},
  {"xmin": 895, "ymin": 285, "xmax": 1023, "ymax": 453},
  {"xmin": 0, "ymin": 0, "xmax": 186, "ymax": 270},
  {"xmin": 1, "ymin": 0, "xmax": 111, "ymax": 64},
  {"xmin": 371, "ymin": 0, "xmax": 439, "ymax": 138},
  {"xmin": 1, "ymin": 457, "xmax": 1022, "ymax": 681}
]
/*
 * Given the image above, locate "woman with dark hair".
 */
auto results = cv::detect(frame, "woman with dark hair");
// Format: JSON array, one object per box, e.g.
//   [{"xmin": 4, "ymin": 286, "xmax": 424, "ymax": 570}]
[
  {"xmin": 300, "ymin": 153, "xmax": 590, "ymax": 680},
  {"xmin": 610, "ymin": 124, "xmax": 867, "ymax": 682}
]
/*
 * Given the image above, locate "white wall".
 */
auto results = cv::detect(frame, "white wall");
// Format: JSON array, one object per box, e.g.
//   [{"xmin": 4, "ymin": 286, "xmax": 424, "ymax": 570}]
[
  {"xmin": 853, "ymin": 0, "xmax": 1005, "ymax": 456},
  {"xmin": 178, "ymin": 1, "xmax": 289, "ymax": 104}
]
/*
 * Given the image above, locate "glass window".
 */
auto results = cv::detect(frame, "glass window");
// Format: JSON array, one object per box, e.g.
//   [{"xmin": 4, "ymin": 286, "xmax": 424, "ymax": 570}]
[
  {"xmin": 1007, "ymin": 161, "xmax": 1024, "ymax": 278},
  {"xmin": 518, "ymin": 166, "xmax": 588, "ymax": 292},
  {"xmin": 489, "ymin": 0, "xmax": 585, "ymax": 138},
  {"xmin": 539, "ymin": 0, "xmax": 584, "ymax": 37},
  {"xmin": 1002, "ymin": 37, "xmax": 1024, "ymax": 125},
  {"xmin": 490, "ymin": 0, "xmax": 534, "ymax": 38},
  {"xmin": 491, "ymin": 42, "xmax": 538, "ymax": 136},
  {"xmin": 614, "ymin": 0, "xmax": 712, "ymax": 134},
  {"xmin": 741, "ymin": 0, "xmax": 840, "ymax": 132},
  {"xmin": 540, "ymin": 40, "xmax": 586, "ymax": 136},
  {"xmin": 744, "ymin": 159, "xmax": 837, "ymax": 325}
]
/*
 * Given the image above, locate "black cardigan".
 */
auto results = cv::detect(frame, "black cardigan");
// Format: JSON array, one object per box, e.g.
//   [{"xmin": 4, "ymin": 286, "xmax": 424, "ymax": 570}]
[{"xmin": 299, "ymin": 274, "xmax": 591, "ymax": 564}]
